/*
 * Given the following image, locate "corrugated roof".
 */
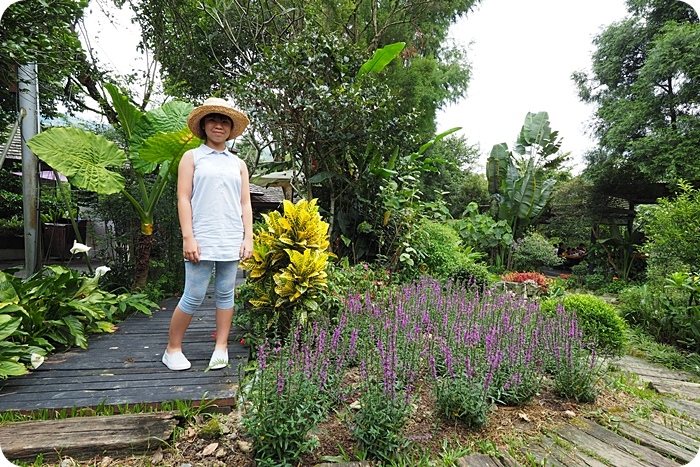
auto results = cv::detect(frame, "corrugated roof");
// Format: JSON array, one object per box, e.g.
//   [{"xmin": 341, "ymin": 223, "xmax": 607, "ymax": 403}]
[{"xmin": 1, "ymin": 130, "xmax": 22, "ymax": 162}]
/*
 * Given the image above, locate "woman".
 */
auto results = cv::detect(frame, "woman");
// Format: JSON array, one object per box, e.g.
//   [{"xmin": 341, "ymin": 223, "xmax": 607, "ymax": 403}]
[{"xmin": 162, "ymin": 97, "xmax": 253, "ymax": 371}]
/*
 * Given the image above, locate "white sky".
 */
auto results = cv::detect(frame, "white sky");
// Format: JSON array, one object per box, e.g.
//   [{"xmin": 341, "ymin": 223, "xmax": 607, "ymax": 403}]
[{"xmin": 436, "ymin": 0, "xmax": 630, "ymax": 173}]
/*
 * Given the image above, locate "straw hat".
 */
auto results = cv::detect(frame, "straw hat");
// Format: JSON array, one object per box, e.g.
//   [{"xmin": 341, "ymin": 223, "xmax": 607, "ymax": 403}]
[{"xmin": 187, "ymin": 97, "xmax": 250, "ymax": 140}]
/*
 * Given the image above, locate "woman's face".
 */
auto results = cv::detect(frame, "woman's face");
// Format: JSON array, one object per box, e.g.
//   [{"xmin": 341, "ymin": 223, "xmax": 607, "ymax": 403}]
[{"xmin": 202, "ymin": 114, "xmax": 233, "ymax": 143}]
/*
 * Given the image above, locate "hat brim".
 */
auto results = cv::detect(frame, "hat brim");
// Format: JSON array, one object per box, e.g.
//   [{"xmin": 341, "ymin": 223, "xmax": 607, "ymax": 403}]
[{"xmin": 187, "ymin": 104, "xmax": 250, "ymax": 140}]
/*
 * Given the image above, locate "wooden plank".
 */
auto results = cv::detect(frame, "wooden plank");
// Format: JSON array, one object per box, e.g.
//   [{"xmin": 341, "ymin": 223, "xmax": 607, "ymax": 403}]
[
  {"xmin": 496, "ymin": 449, "xmax": 520, "ymax": 467},
  {"xmin": 555, "ymin": 423, "xmax": 652, "ymax": 467},
  {"xmin": 581, "ymin": 419, "xmax": 681, "ymax": 467},
  {"xmin": 519, "ymin": 443, "xmax": 565, "ymax": 467},
  {"xmin": 616, "ymin": 357, "xmax": 697, "ymax": 381},
  {"xmin": 649, "ymin": 412, "xmax": 700, "ymax": 440},
  {"xmin": 0, "ymin": 412, "xmax": 178, "ymax": 462},
  {"xmin": 647, "ymin": 380, "xmax": 700, "ymax": 399},
  {"xmin": 0, "ymin": 288, "xmax": 248, "ymax": 414},
  {"xmin": 540, "ymin": 435, "xmax": 590, "ymax": 466},
  {"xmin": 627, "ymin": 418, "xmax": 700, "ymax": 454},
  {"xmin": 456, "ymin": 453, "xmax": 505, "ymax": 467},
  {"xmin": 612, "ymin": 421, "xmax": 688, "ymax": 465},
  {"xmin": 663, "ymin": 398, "xmax": 700, "ymax": 421}
]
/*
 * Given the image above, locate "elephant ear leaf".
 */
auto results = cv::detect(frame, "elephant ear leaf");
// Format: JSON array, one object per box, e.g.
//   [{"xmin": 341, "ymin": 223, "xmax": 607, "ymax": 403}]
[
  {"xmin": 130, "ymin": 101, "xmax": 195, "ymax": 173},
  {"xmin": 133, "ymin": 100, "xmax": 194, "ymax": 147},
  {"xmin": 27, "ymin": 127, "xmax": 127, "ymax": 195},
  {"xmin": 105, "ymin": 83, "xmax": 144, "ymax": 143},
  {"xmin": 138, "ymin": 127, "xmax": 200, "ymax": 165}
]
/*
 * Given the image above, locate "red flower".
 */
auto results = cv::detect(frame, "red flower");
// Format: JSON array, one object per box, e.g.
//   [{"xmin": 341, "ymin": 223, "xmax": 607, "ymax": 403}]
[
  {"xmin": 211, "ymin": 331, "xmax": 217, "ymax": 339},
  {"xmin": 240, "ymin": 338, "xmax": 246, "ymax": 345}
]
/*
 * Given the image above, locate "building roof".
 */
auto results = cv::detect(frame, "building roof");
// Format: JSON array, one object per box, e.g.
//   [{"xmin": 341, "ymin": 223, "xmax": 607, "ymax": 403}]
[
  {"xmin": 250, "ymin": 183, "xmax": 284, "ymax": 213},
  {"xmin": 1, "ymin": 130, "xmax": 22, "ymax": 164}
]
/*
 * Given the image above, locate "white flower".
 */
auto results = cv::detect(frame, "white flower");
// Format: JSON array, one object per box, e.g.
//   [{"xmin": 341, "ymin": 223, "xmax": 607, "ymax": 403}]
[
  {"xmin": 30, "ymin": 353, "xmax": 44, "ymax": 369},
  {"xmin": 70, "ymin": 240, "xmax": 91, "ymax": 255},
  {"xmin": 94, "ymin": 266, "xmax": 111, "ymax": 278}
]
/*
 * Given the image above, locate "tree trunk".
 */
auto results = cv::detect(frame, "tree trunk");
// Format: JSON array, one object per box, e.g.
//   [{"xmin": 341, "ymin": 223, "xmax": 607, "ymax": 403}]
[{"xmin": 132, "ymin": 232, "xmax": 154, "ymax": 292}]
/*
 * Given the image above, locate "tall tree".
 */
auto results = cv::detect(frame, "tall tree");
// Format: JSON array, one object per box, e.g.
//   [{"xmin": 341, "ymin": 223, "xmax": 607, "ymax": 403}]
[
  {"xmin": 128, "ymin": 0, "xmax": 477, "ymax": 139},
  {"xmin": 574, "ymin": 0, "xmax": 700, "ymax": 192}
]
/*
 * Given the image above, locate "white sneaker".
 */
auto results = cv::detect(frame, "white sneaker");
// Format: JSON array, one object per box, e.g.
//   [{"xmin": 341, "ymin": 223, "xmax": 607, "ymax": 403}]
[
  {"xmin": 162, "ymin": 351, "xmax": 191, "ymax": 370},
  {"xmin": 208, "ymin": 349, "xmax": 228, "ymax": 370}
]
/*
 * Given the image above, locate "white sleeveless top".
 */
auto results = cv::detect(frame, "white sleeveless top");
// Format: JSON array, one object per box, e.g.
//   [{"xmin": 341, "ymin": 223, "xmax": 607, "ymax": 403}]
[{"xmin": 190, "ymin": 144, "xmax": 244, "ymax": 261}]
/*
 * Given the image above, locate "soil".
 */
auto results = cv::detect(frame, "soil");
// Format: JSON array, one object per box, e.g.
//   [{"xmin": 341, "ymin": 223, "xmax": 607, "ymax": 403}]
[{"xmin": 43, "ymin": 372, "xmax": 644, "ymax": 467}]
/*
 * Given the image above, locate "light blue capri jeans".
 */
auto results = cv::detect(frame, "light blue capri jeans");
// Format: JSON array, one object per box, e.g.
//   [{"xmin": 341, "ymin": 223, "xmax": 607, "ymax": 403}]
[{"xmin": 177, "ymin": 260, "xmax": 239, "ymax": 314}]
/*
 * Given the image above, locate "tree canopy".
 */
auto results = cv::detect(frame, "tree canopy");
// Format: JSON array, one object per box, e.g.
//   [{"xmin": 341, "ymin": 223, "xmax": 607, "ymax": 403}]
[
  {"xmin": 575, "ymin": 0, "xmax": 700, "ymax": 199},
  {"xmin": 128, "ymin": 0, "xmax": 478, "ymax": 140}
]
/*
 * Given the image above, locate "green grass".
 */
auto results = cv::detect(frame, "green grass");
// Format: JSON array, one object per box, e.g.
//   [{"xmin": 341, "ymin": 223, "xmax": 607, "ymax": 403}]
[{"xmin": 626, "ymin": 327, "xmax": 700, "ymax": 380}]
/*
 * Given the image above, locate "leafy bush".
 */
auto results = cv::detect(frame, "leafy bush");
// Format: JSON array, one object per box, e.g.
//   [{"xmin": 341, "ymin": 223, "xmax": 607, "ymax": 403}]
[
  {"xmin": 434, "ymin": 376, "xmax": 490, "ymax": 429},
  {"xmin": 240, "ymin": 199, "xmax": 333, "ymax": 338},
  {"xmin": 509, "ymin": 229, "xmax": 563, "ymax": 271},
  {"xmin": 619, "ymin": 272, "xmax": 700, "ymax": 352},
  {"xmin": 448, "ymin": 257, "xmax": 494, "ymax": 290},
  {"xmin": 599, "ymin": 277, "xmax": 631, "ymax": 294},
  {"xmin": 640, "ymin": 181, "xmax": 700, "ymax": 282},
  {"xmin": 351, "ymin": 387, "xmax": 411, "ymax": 462},
  {"xmin": 411, "ymin": 219, "xmax": 462, "ymax": 279},
  {"xmin": 584, "ymin": 272, "xmax": 607, "ymax": 291},
  {"xmin": 453, "ymin": 202, "xmax": 514, "ymax": 258},
  {"xmin": 540, "ymin": 294, "xmax": 628, "ymax": 356}
]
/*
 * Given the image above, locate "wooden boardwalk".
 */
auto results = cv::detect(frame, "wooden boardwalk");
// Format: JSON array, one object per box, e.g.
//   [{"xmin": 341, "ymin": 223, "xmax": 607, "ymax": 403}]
[
  {"xmin": 456, "ymin": 356, "xmax": 700, "ymax": 466},
  {"xmin": 0, "ymin": 290, "xmax": 248, "ymax": 414}
]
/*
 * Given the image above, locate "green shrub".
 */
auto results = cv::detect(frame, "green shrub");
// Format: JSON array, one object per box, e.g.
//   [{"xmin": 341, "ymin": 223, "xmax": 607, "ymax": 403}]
[
  {"xmin": 640, "ymin": 182, "xmax": 700, "ymax": 282},
  {"xmin": 411, "ymin": 219, "xmax": 462, "ymax": 279},
  {"xmin": 584, "ymin": 272, "xmax": 607, "ymax": 291},
  {"xmin": 619, "ymin": 273, "xmax": 700, "ymax": 352},
  {"xmin": 599, "ymin": 278, "xmax": 631, "ymax": 294},
  {"xmin": 509, "ymin": 229, "xmax": 563, "ymax": 271},
  {"xmin": 448, "ymin": 256, "xmax": 494, "ymax": 290},
  {"xmin": 540, "ymin": 294, "xmax": 628, "ymax": 356}
]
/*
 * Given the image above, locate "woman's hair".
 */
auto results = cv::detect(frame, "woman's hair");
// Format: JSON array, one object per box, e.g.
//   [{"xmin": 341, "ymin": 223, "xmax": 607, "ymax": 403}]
[{"xmin": 199, "ymin": 113, "xmax": 234, "ymax": 141}]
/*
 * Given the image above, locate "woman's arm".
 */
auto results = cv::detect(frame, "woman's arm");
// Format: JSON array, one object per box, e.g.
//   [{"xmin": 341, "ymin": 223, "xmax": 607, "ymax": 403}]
[
  {"xmin": 239, "ymin": 159, "xmax": 254, "ymax": 260},
  {"xmin": 178, "ymin": 150, "xmax": 200, "ymax": 263}
]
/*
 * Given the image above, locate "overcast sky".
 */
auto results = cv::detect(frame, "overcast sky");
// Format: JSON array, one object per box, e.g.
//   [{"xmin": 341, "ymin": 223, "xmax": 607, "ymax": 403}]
[{"xmin": 436, "ymin": 0, "xmax": 632, "ymax": 173}]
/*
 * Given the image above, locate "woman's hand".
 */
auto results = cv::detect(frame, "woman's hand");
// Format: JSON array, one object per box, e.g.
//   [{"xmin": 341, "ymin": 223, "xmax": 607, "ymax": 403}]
[
  {"xmin": 240, "ymin": 238, "xmax": 254, "ymax": 261},
  {"xmin": 183, "ymin": 237, "xmax": 200, "ymax": 263}
]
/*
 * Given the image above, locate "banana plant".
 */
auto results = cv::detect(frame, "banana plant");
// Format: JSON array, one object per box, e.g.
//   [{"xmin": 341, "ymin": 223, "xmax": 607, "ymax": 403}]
[
  {"xmin": 486, "ymin": 112, "xmax": 558, "ymax": 239},
  {"xmin": 28, "ymin": 84, "xmax": 200, "ymax": 290}
]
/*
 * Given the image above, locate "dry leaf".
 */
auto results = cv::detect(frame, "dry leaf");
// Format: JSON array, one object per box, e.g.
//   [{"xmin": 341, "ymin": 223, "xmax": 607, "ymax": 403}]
[
  {"xmin": 200, "ymin": 442, "xmax": 218, "ymax": 457},
  {"xmin": 564, "ymin": 410, "xmax": 576, "ymax": 418},
  {"xmin": 99, "ymin": 456, "xmax": 113, "ymax": 467},
  {"xmin": 216, "ymin": 447, "xmax": 227, "ymax": 458},
  {"xmin": 151, "ymin": 448, "xmax": 163, "ymax": 464},
  {"xmin": 518, "ymin": 412, "xmax": 531, "ymax": 422},
  {"xmin": 184, "ymin": 426, "xmax": 197, "ymax": 439},
  {"xmin": 236, "ymin": 440, "xmax": 252, "ymax": 453}
]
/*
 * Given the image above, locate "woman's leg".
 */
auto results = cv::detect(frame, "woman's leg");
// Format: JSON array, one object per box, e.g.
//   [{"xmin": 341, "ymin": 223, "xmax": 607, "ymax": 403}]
[
  {"xmin": 212, "ymin": 260, "xmax": 239, "ymax": 351},
  {"xmin": 166, "ymin": 260, "xmax": 214, "ymax": 354}
]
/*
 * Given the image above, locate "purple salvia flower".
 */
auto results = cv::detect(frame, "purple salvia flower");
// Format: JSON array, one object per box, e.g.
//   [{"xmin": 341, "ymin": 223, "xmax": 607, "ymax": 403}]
[{"xmin": 277, "ymin": 372, "xmax": 285, "ymax": 395}]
